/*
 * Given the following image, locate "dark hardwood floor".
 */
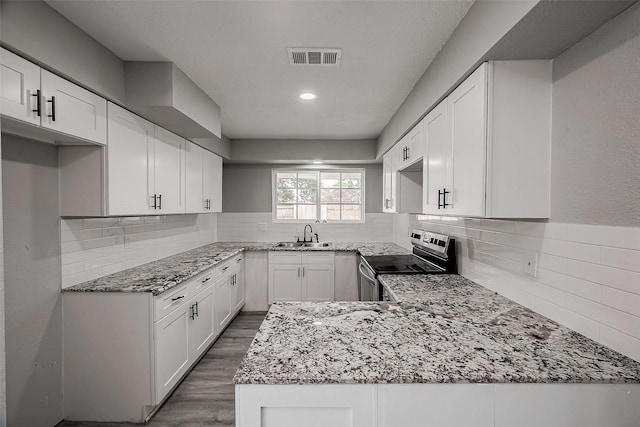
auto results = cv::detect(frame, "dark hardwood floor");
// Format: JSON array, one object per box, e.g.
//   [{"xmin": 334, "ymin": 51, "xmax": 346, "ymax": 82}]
[{"xmin": 58, "ymin": 311, "xmax": 266, "ymax": 427}]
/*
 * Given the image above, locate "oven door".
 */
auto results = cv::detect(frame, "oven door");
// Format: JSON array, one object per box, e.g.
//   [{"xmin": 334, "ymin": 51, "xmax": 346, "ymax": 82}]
[{"xmin": 358, "ymin": 258, "xmax": 379, "ymax": 301}]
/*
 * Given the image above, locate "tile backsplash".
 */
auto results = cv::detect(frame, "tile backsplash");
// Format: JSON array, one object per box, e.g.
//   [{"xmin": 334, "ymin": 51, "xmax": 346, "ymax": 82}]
[
  {"xmin": 61, "ymin": 214, "xmax": 217, "ymax": 288},
  {"xmin": 217, "ymin": 212, "xmax": 394, "ymax": 243},
  {"xmin": 395, "ymin": 214, "xmax": 640, "ymax": 362}
]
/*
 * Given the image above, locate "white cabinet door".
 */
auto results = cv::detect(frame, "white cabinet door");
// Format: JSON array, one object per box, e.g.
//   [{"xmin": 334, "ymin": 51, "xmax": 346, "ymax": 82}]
[
  {"xmin": 397, "ymin": 122, "xmax": 424, "ymax": 169},
  {"xmin": 188, "ymin": 282, "xmax": 215, "ymax": 362},
  {"xmin": 214, "ymin": 277, "xmax": 232, "ymax": 331},
  {"xmin": 204, "ymin": 150, "xmax": 223, "ymax": 212},
  {"xmin": 231, "ymin": 258, "xmax": 246, "ymax": 314},
  {"xmin": 154, "ymin": 304, "xmax": 190, "ymax": 403},
  {"xmin": 153, "ymin": 126, "xmax": 186, "ymax": 214},
  {"xmin": 382, "ymin": 150, "xmax": 397, "ymax": 213},
  {"xmin": 303, "ymin": 264, "xmax": 335, "ymax": 302},
  {"xmin": 0, "ymin": 48, "xmax": 40, "ymax": 125},
  {"xmin": 107, "ymin": 102, "xmax": 155, "ymax": 215},
  {"xmin": 269, "ymin": 265, "xmax": 302, "ymax": 303},
  {"xmin": 41, "ymin": 69, "xmax": 107, "ymax": 145},
  {"xmin": 422, "ymin": 101, "xmax": 449, "ymax": 214},
  {"xmin": 186, "ymin": 142, "xmax": 206, "ymax": 213},
  {"xmin": 447, "ymin": 63, "xmax": 487, "ymax": 217}
]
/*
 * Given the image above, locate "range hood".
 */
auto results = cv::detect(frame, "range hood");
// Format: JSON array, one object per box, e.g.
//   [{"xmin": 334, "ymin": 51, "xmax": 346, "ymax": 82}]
[{"xmin": 125, "ymin": 62, "xmax": 221, "ymax": 138}]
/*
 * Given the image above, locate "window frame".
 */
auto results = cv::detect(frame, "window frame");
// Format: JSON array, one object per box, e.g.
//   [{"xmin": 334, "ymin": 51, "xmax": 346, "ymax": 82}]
[{"xmin": 271, "ymin": 167, "xmax": 366, "ymax": 224}]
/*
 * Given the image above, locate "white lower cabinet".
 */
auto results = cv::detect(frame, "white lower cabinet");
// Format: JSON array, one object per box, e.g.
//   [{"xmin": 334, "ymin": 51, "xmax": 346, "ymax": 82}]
[
  {"xmin": 236, "ymin": 384, "xmax": 377, "ymax": 427},
  {"xmin": 268, "ymin": 251, "xmax": 335, "ymax": 304},
  {"xmin": 63, "ymin": 257, "xmax": 245, "ymax": 423},
  {"xmin": 187, "ymin": 275, "xmax": 216, "ymax": 361},
  {"xmin": 154, "ymin": 303, "xmax": 190, "ymax": 401}
]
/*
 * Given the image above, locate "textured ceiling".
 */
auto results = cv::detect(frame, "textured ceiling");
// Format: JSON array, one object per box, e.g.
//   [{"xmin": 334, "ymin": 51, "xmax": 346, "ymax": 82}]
[{"xmin": 44, "ymin": 0, "xmax": 474, "ymax": 140}]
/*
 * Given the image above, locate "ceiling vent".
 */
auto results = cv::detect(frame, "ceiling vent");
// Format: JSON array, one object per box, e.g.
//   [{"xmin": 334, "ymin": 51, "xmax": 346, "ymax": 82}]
[{"xmin": 287, "ymin": 48, "xmax": 342, "ymax": 66}]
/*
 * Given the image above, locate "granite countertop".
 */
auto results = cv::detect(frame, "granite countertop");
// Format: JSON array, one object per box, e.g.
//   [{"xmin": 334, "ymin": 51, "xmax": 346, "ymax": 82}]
[
  {"xmin": 233, "ymin": 275, "xmax": 640, "ymax": 385},
  {"xmin": 62, "ymin": 241, "xmax": 409, "ymax": 295}
]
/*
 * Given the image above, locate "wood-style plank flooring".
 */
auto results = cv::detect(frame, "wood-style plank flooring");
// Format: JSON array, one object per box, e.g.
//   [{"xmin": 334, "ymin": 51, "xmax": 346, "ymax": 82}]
[{"xmin": 57, "ymin": 311, "xmax": 266, "ymax": 427}]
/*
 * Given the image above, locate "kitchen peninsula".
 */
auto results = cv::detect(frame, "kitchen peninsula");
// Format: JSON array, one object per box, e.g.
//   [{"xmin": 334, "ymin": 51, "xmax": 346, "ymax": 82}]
[{"xmin": 234, "ymin": 274, "xmax": 640, "ymax": 427}]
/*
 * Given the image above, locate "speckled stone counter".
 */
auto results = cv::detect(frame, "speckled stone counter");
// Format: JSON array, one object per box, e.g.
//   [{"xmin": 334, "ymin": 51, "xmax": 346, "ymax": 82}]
[
  {"xmin": 234, "ymin": 275, "xmax": 640, "ymax": 385},
  {"xmin": 62, "ymin": 241, "xmax": 409, "ymax": 295}
]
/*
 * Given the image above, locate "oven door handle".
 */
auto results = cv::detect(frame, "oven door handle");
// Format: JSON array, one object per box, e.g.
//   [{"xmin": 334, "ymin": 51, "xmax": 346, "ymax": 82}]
[{"xmin": 359, "ymin": 262, "xmax": 377, "ymax": 283}]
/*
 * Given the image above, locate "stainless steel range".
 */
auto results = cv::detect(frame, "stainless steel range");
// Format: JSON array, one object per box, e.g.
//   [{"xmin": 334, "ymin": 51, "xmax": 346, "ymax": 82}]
[{"xmin": 359, "ymin": 229, "xmax": 457, "ymax": 301}]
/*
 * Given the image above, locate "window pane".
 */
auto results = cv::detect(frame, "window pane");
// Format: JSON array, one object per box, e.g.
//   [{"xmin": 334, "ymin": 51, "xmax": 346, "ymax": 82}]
[
  {"xmin": 276, "ymin": 172, "xmax": 297, "ymax": 188},
  {"xmin": 321, "ymin": 188, "xmax": 340, "ymax": 203},
  {"xmin": 341, "ymin": 172, "xmax": 361, "ymax": 188},
  {"xmin": 341, "ymin": 189, "xmax": 361, "ymax": 203},
  {"xmin": 320, "ymin": 172, "xmax": 340, "ymax": 188},
  {"xmin": 277, "ymin": 205, "xmax": 296, "ymax": 219},
  {"xmin": 297, "ymin": 205, "xmax": 317, "ymax": 220},
  {"xmin": 322, "ymin": 204, "xmax": 341, "ymax": 221},
  {"xmin": 341, "ymin": 205, "xmax": 361, "ymax": 221},
  {"xmin": 297, "ymin": 173, "xmax": 318, "ymax": 190},
  {"xmin": 277, "ymin": 188, "xmax": 297, "ymax": 204},
  {"xmin": 298, "ymin": 188, "xmax": 317, "ymax": 204}
]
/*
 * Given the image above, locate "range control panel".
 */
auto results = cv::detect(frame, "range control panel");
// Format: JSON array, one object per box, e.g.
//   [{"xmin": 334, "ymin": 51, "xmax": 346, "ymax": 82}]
[{"xmin": 410, "ymin": 229, "xmax": 450, "ymax": 257}]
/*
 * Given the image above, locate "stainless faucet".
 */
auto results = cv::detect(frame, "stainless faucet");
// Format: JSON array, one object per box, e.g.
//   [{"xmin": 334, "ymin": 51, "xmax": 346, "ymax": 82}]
[{"xmin": 303, "ymin": 224, "xmax": 313, "ymax": 243}]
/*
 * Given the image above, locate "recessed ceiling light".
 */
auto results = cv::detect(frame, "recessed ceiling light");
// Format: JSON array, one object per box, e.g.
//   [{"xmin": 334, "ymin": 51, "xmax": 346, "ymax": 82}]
[
  {"xmin": 300, "ymin": 92, "xmax": 316, "ymax": 100},
  {"xmin": 312, "ymin": 161, "xmax": 323, "ymax": 164}
]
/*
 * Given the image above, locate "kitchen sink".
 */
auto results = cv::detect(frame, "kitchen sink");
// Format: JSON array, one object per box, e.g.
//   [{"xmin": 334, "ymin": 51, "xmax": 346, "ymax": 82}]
[
  {"xmin": 275, "ymin": 242, "xmax": 304, "ymax": 248},
  {"xmin": 275, "ymin": 242, "xmax": 331, "ymax": 248},
  {"xmin": 302, "ymin": 242, "xmax": 331, "ymax": 248}
]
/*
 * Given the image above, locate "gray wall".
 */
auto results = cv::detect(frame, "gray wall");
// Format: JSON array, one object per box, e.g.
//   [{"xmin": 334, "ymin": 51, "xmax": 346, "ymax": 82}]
[
  {"xmin": 223, "ymin": 163, "xmax": 383, "ymax": 213},
  {"xmin": 0, "ymin": 0, "xmax": 126, "ymax": 103},
  {"xmin": 230, "ymin": 139, "xmax": 377, "ymax": 164},
  {"xmin": 2, "ymin": 135, "xmax": 62, "ymax": 427},
  {"xmin": 550, "ymin": 2, "xmax": 640, "ymax": 227}
]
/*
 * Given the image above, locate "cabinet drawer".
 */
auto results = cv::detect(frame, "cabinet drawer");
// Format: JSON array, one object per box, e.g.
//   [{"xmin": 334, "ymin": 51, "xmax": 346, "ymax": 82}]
[
  {"xmin": 192, "ymin": 270, "xmax": 215, "ymax": 296},
  {"xmin": 302, "ymin": 252, "xmax": 335, "ymax": 265},
  {"xmin": 269, "ymin": 251, "xmax": 302, "ymax": 264},
  {"xmin": 154, "ymin": 282, "xmax": 192, "ymax": 322}
]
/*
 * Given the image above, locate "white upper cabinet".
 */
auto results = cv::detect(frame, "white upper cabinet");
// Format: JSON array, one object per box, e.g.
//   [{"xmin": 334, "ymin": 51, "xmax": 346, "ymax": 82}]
[
  {"xmin": 1, "ymin": 48, "xmax": 41, "ymax": 126},
  {"xmin": 107, "ymin": 102, "xmax": 155, "ymax": 215},
  {"xmin": 204, "ymin": 151, "xmax": 223, "ymax": 213},
  {"xmin": 40, "ymin": 70, "xmax": 107, "ymax": 145},
  {"xmin": 186, "ymin": 141, "xmax": 223, "ymax": 213},
  {"xmin": 152, "ymin": 126, "xmax": 186, "ymax": 214},
  {"xmin": 422, "ymin": 102, "xmax": 449, "ymax": 214},
  {"xmin": 447, "ymin": 62, "xmax": 488, "ymax": 217},
  {"xmin": 1, "ymin": 48, "xmax": 107, "ymax": 145},
  {"xmin": 186, "ymin": 142, "xmax": 206, "ymax": 213},
  {"xmin": 422, "ymin": 60, "xmax": 552, "ymax": 218},
  {"xmin": 396, "ymin": 121, "xmax": 425, "ymax": 169},
  {"xmin": 382, "ymin": 148, "xmax": 398, "ymax": 213},
  {"xmin": 107, "ymin": 103, "xmax": 185, "ymax": 216}
]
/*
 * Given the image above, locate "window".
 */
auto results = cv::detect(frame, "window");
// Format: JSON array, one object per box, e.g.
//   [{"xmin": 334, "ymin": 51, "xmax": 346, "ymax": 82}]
[{"xmin": 273, "ymin": 169, "xmax": 365, "ymax": 222}]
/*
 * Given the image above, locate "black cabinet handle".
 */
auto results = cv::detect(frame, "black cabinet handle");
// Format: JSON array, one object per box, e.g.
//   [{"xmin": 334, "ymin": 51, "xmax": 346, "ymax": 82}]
[
  {"xmin": 151, "ymin": 194, "xmax": 157, "ymax": 209},
  {"xmin": 47, "ymin": 96, "xmax": 56, "ymax": 121},
  {"xmin": 32, "ymin": 89, "xmax": 41, "ymax": 116},
  {"xmin": 171, "ymin": 295, "xmax": 184, "ymax": 301},
  {"xmin": 158, "ymin": 194, "xmax": 162, "ymax": 210},
  {"xmin": 202, "ymin": 277, "xmax": 211, "ymax": 283},
  {"xmin": 190, "ymin": 304, "xmax": 196, "ymax": 320},
  {"xmin": 442, "ymin": 188, "xmax": 450, "ymax": 208},
  {"xmin": 194, "ymin": 301, "xmax": 198, "ymax": 318},
  {"xmin": 437, "ymin": 190, "xmax": 442, "ymax": 209}
]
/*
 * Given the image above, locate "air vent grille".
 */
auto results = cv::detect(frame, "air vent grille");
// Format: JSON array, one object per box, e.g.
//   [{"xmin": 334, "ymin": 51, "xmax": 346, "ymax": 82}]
[{"xmin": 287, "ymin": 48, "xmax": 342, "ymax": 66}]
